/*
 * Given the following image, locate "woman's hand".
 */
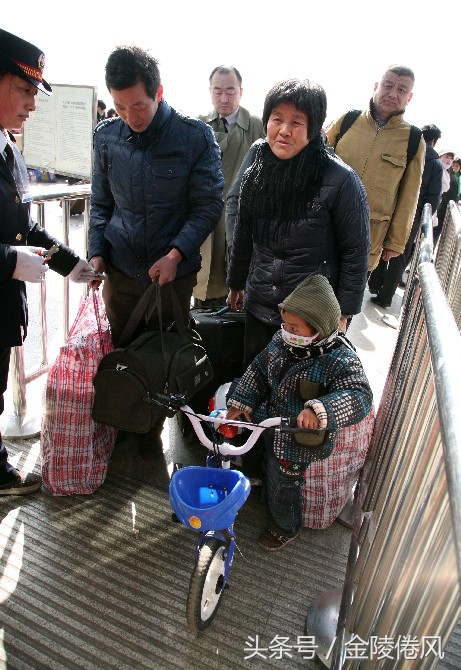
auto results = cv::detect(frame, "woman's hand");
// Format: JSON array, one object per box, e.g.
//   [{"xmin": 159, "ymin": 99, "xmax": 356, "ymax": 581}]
[
  {"xmin": 339, "ymin": 316, "xmax": 348, "ymax": 333},
  {"xmin": 227, "ymin": 288, "xmax": 245, "ymax": 311}
]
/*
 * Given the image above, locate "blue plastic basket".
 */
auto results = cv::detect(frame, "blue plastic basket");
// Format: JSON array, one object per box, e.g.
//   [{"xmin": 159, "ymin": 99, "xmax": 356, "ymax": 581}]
[{"xmin": 169, "ymin": 466, "xmax": 251, "ymax": 531}]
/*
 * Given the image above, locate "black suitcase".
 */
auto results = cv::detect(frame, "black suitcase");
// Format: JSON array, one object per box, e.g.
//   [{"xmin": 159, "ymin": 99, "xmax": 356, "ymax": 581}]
[{"xmin": 186, "ymin": 306, "xmax": 246, "ymax": 414}]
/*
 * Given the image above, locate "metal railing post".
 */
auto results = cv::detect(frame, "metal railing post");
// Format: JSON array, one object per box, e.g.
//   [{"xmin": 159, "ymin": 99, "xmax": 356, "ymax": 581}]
[
  {"xmin": 0, "ymin": 346, "xmax": 38, "ymax": 437},
  {"xmin": 37, "ymin": 201, "xmax": 49, "ymax": 367},
  {"xmin": 61, "ymin": 198, "xmax": 71, "ymax": 338},
  {"xmin": 0, "ymin": 184, "xmax": 91, "ymax": 438},
  {"xmin": 305, "ymin": 202, "xmax": 461, "ymax": 669}
]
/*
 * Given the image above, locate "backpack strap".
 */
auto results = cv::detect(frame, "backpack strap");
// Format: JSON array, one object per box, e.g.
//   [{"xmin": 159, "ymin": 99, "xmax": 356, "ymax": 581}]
[
  {"xmin": 334, "ymin": 109, "xmax": 362, "ymax": 148},
  {"xmin": 407, "ymin": 125, "xmax": 422, "ymax": 164},
  {"xmin": 334, "ymin": 111, "xmax": 422, "ymax": 166}
]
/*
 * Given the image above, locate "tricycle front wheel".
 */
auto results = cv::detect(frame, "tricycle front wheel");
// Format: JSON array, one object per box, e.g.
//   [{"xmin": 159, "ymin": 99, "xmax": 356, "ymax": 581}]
[{"xmin": 186, "ymin": 538, "xmax": 227, "ymax": 633}]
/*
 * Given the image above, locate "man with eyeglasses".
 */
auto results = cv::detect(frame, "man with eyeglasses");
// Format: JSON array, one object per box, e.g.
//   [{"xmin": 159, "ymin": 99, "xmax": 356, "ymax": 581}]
[{"xmin": 194, "ymin": 65, "xmax": 264, "ymax": 307}]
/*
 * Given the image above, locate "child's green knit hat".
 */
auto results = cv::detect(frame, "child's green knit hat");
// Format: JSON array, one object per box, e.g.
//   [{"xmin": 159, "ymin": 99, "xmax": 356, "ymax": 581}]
[{"xmin": 279, "ymin": 275, "xmax": 341, "ymax": 340}]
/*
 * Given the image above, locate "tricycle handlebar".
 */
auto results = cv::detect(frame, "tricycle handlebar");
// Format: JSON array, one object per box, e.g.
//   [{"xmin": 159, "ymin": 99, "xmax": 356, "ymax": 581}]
[{"xmin": 152, "ymin": 392, "xmax": 321, "ymax": 457}]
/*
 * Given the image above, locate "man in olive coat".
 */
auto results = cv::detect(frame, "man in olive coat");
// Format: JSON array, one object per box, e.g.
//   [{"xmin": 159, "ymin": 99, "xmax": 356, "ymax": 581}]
[
  {"xmin": 326, "ymin": 64, "xmax": 425, "ymax": 293},
  {"xmin": 194, "ymin": 65, "xmax": 264, "ymax": 306}
]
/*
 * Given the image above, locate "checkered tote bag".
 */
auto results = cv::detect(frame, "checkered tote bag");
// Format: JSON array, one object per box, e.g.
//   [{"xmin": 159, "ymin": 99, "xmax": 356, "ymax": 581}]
[
  {"xmin": 302, "ymin": 407, "xmax": 375, "ymax": 529},
  {"xmin": 41, "ymin": 290, "xmax": 117, "ymax": 495}
]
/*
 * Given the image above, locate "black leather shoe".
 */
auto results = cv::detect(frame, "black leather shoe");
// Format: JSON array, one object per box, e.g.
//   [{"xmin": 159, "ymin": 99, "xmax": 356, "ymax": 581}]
[
  {"xmin": 370, "ymin": 296, "xmax": 391, "ymax": 309},
  {"xmin": 0, "ymin": 472, "xmax": 41, "ymax": 496}
]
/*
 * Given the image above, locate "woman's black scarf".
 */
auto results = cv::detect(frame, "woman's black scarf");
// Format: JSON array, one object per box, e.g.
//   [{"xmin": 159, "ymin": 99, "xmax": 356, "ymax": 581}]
[{"xmin": 238, "ymin": 137, "xmax": 329, "ymax": 242}]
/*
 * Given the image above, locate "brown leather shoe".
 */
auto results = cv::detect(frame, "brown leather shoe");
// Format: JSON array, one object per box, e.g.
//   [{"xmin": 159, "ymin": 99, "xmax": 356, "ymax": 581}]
[{"xmin": 0, "ymin": 472, "xmax": 42, "ymax": 496}]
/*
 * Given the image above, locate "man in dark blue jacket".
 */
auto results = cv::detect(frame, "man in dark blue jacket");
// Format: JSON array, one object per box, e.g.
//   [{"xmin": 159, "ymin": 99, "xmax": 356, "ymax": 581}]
[{"xmin": 88, "ymin": 45, "xmax": 224, "ymax": 449}]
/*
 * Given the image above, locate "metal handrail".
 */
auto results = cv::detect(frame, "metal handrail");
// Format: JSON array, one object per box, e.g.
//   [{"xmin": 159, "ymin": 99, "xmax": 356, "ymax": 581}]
[
  {"xmin": 419, "ymin": 261, "xmax": 461, "ymax": 572},
  {"xmin": 337, "ymin": 202, "xmax": 460, "ymax": 667},
  {"xmin": 1, "ymin": 184, "xmax": 90, "ymax": 438},
  {"xmin": 307, "ymin": 201, "xmax": 461, "ymax": 669},
  {"xmin": 30, "ymin": 183, "xmax": 91, "ymax": 203}
]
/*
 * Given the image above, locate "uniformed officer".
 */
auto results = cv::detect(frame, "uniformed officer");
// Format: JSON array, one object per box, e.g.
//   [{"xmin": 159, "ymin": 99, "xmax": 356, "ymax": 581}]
[{"xmin": 0, "ymin": 29, "xmax": 96, "ymax": 495}]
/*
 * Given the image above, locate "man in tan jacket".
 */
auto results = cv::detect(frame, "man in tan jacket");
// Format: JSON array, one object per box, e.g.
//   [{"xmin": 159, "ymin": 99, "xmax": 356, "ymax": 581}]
[
  {"xmin": 194, "ymin": 65, "xmax": 264, "ymax": 307},
  {"xmin": 326, "ymin": 65, "xmax": 425, "ymax": 301}
]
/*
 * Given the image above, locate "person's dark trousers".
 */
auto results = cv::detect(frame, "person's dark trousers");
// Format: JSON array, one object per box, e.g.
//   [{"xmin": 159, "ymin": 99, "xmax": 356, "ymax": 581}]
[
  {"xmin": 368, "ymin": 217, "xmax": 422, "ymax": 306},
  {"xmin": 0, "ymin": 347, "xmax": 18, "ymax": 485},
  {"xmin": 265, "ymin": 445, "xmax": 306, "ymax": 534},
  {"xmin": 244, "ymin": 311, "xmax": 279, "ymax": 368},
  {"xmin": 367, "ymin": 259, "xmax": 388, "ymax": 296},
  {"xmin": 368, "ymin": 257, "xmax": 405, "ymax": 306}
]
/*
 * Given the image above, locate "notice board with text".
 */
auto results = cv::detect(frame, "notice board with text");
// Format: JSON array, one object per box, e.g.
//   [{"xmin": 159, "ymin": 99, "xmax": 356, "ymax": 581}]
[{"xmin": 23, "ymin": 84, "xmax": 96, "ymax": 180}]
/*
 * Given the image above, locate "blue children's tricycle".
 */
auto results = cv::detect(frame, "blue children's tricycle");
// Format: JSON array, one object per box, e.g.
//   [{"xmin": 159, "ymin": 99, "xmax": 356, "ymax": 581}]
[{"xmin": 153, "ymin": 390, "xmax": 311, "ymax": 634}]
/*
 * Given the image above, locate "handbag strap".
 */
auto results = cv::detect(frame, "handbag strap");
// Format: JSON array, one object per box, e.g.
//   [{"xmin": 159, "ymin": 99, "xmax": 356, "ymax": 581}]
[
  {"xmin": 92, "ymin": 288, "xmax": 113, "ymax": 355},
  {"xmin": 118, "ymin": 279, "xmax": 188, "ymax": 348},
  {"xmin": 67, "ymin": 288, "xmax": 109, "ymax": 353},
  {"xmin": 92, "ymin": 289, "xmax": 103, "ymax": 342}
]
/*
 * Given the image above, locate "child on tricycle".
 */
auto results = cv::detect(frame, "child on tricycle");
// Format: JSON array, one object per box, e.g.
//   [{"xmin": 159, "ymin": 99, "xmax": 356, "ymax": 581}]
[{"xmin": 226, "ymin": 275, "xmax": 373, "ymax": 551}]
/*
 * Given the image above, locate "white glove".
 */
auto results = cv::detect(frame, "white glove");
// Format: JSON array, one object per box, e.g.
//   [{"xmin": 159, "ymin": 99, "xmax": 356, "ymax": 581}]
[
  {"xmin": 68, "ymin": 258, "xmax": 99, "ymax": 283},
  {"xmin": 12, "ymin": 246, "xmax": 49, "ymax": 283}
]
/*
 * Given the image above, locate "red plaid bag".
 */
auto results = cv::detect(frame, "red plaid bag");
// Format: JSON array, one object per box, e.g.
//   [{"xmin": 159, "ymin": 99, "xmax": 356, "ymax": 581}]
[
  {"xmin": 302, "ymin": 407, "xmax": 375, "ymax": 529},
  {"xmin": 41, "ymin": 290, "xmax": 117, "ymax": 495}
]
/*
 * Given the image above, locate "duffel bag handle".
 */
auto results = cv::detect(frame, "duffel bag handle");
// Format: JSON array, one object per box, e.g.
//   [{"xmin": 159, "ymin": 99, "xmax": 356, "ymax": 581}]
[
  {"xmin": 118, "ymin": 280, "xmax": 187, "ymax": 347},
  {"xmin": 118, "ymin": 283, "xmax": 158, "ymax": 346},
  {"xmin": 145, "ymin": 281, "xmax": 187, "ymax": 337}
]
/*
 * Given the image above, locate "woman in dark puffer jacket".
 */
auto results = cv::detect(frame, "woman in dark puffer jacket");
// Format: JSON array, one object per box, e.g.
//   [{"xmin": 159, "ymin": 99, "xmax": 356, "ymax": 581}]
[{"xmin": 227, "ymin": 79, "xmax": 370, "ymax": 365}]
